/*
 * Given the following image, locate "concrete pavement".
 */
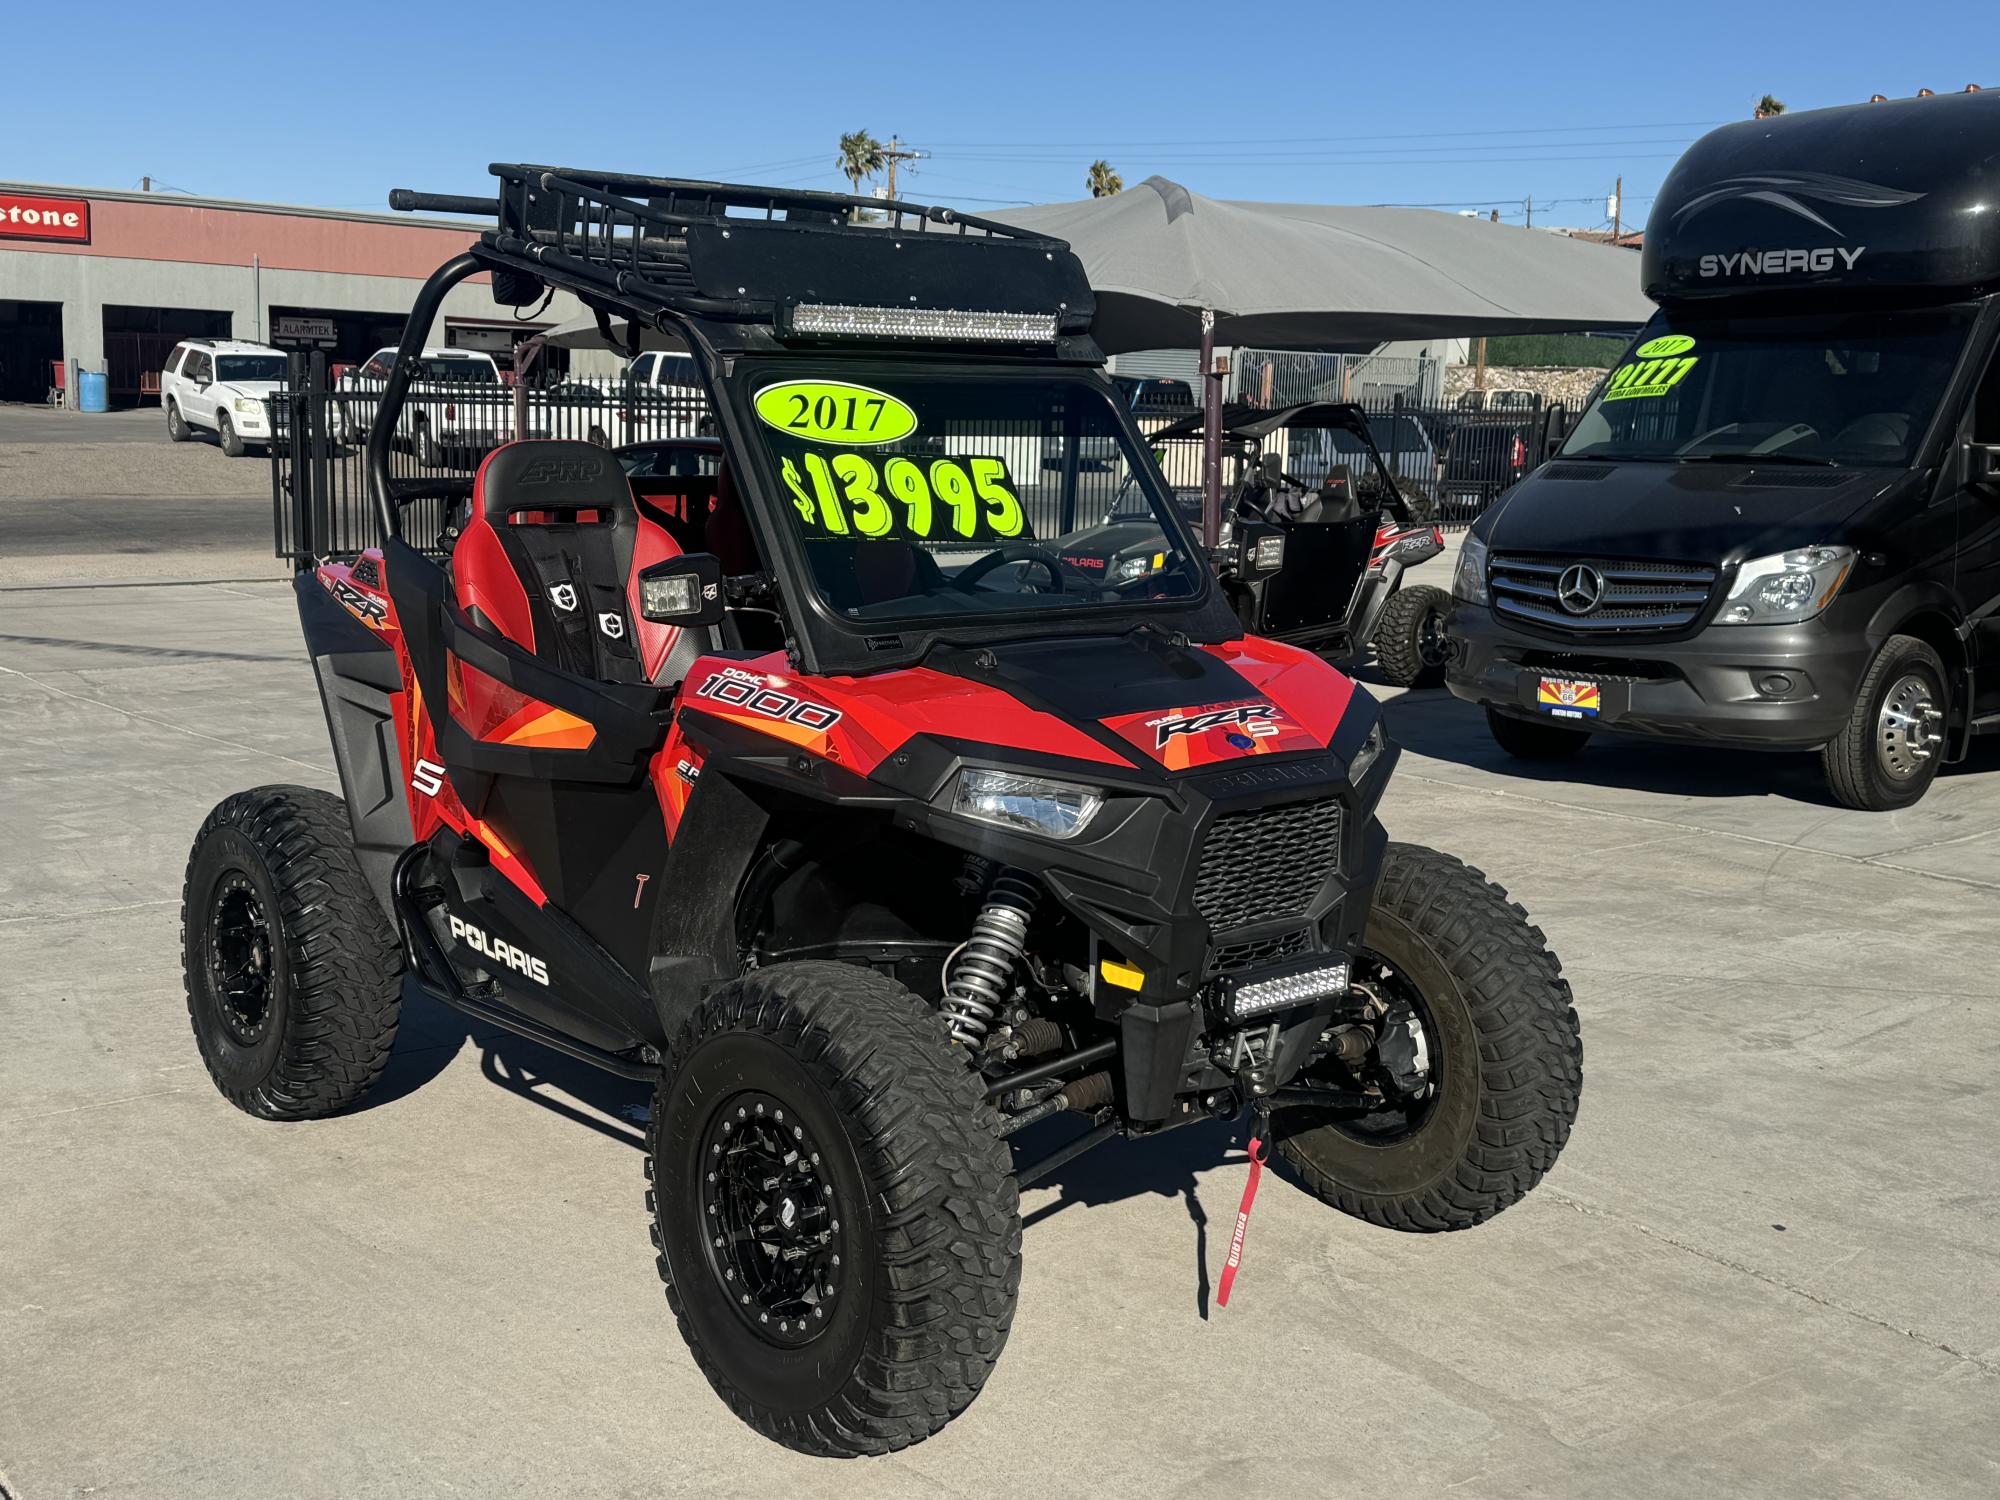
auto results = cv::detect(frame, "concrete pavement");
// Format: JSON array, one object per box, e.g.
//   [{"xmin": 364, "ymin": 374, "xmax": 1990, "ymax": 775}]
[{"xmin": 2, "ymin": 574, "xmax": 1996, "ymax": 1498}]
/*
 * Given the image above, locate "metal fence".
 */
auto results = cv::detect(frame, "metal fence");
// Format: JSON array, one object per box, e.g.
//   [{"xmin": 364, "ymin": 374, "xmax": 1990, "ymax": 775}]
[{"xmin": 270, "ymin": 352, "xmax": 1563, "ymax": 565}]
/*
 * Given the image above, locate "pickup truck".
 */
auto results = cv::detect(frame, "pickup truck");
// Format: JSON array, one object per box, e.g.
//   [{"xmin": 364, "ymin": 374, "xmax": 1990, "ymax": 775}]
[{"xmin": 337, "ymin": 347, "xmax": 534, "ymax": 465}]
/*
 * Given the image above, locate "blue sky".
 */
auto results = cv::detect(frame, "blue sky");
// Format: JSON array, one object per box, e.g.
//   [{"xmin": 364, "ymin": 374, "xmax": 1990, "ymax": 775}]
[{"xmin": 5, "ymin": 1, "xmax": 1989, "ymax": 230}]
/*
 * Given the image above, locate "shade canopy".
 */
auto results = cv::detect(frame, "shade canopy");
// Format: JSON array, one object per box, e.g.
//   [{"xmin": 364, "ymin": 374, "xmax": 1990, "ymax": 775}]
[
  {"xmin": 537, "ymin": 312, "xmax": 689, "ymax": 356},
  {"xmin": 999, "ymin": 178, "xmax": 1654, "ymax": 353}
]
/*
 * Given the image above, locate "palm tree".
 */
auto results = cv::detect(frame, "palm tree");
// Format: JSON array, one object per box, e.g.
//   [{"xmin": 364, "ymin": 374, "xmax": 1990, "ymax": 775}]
[
  {"xmin": 836, "ymin": 130, "xmax": 887, "ymax": 195},
  {"xmin": 1086, "ymin": 160, "xmax": 1124, "ymax": 198},
  {"xmin": 1755, "ymin": 94, "xmax": 1787, "ymax": 119}
]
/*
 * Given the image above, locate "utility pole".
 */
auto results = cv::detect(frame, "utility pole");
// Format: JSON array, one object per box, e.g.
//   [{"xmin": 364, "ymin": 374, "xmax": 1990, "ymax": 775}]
[
  {"xmin": 883, "ymin": 135, "xmax": 925, "ymax": 201},
  {"xmin": 1612, "ymin": 175, "xmax": 1623, "ymax": 244},
  {"xmin": 1525, "ymin": 194, "xmax": 1532, "ymax": 229}
]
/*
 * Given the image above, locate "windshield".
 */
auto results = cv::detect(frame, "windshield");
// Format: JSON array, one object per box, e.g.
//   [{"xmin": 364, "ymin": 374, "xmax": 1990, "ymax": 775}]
[
  {"xmin": 415, "ymin": 357, "xmax": 498, "ymax": 384},
  {"xmin": 1563, "ymin": 305, "xmax": 1975, "ymax": 467},
  {"xmin": 215, "ymin": 355, "xmax": 287, "ymax": 384},
  {"xmin": 743, "ymin": 365, "xmax": 1206, "ymax": 625}
]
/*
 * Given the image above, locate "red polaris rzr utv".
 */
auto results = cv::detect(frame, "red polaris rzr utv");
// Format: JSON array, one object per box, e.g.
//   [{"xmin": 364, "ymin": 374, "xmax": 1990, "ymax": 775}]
[
  {"xmin": 180, "ymin": 167, "xmax": 1581, "ymax": 1458},
  {"xmin": 1055, "ymin": 401, "xmax": 1454, "ymax": 688}
]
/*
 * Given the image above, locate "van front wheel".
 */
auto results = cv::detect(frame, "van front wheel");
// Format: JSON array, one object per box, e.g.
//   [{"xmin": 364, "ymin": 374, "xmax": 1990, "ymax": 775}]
[{"xmin": 1823, "ymin": 635, "xmax": 1948, "ymax": 811}]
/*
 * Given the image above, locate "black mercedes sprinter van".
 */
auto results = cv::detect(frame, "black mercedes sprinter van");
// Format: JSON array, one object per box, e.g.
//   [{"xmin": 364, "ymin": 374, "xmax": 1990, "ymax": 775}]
[{"xmin": 1446, "ymin": 91, "xmax": 2000, "ymax": 810}]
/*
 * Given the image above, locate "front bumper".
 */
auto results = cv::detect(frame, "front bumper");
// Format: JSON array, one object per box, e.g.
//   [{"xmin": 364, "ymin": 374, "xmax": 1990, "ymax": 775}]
[{"xmin": 1445, "ymin": 600, "xmax": 1872, "ymax": 749}]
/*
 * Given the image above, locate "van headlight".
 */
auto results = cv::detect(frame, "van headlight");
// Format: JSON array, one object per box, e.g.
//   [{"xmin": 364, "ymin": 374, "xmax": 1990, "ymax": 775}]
[
  {"xmin": 952, "ymin": 769, "xmax": 1104, "ymax": 840},
  {"xmin": 1452, "ymin": 532, "xmax": 1490, "ymax": 604},
  {"xmin": 1715, "ymin": 546, "xmax": 1854, "ymax": 625}
]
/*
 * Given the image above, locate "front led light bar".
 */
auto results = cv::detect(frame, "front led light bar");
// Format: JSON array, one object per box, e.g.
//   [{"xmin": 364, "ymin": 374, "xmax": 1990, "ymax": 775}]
[
  {"xmin": 1229, "ymin": 961, "xmax": 1351, "ymax": 1020},
  {"xmin": 786, "ymin": 302, "xmax": 1059, "ymax": 343}
]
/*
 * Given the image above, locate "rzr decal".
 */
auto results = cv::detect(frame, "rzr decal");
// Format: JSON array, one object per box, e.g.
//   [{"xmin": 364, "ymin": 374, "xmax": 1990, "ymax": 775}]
[
  {"xmin": 1102, "ymin": 696, "xmax": 1326, "ymax": 771},
  {"xmin": 326, "ymin": 575, "xmax": 388, "ymax": 627}
]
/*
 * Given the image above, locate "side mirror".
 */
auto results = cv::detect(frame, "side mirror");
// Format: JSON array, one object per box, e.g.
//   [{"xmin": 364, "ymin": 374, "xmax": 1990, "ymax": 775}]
[
  {"xmin": 1967, "ymin": 442, "xmax": 2000, "ymax": 487},
  {"xmin": 637, "ymin": 554, "xmax": 726, "ymax": 626}
]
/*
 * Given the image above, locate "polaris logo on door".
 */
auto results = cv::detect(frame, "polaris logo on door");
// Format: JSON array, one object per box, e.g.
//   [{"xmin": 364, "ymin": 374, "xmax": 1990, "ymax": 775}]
[
  {"xmin": 1698, "ymin": 246, "xmax": 1866, "ymax": 278},
  {"xmin": 448, "ymin": 913, "xmax": 550, "ymax": 986}
]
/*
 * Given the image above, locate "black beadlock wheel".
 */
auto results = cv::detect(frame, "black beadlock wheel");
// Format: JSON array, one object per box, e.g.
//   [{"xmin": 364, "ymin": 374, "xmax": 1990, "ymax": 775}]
[
  {"xmin": 1374, "ymin": 584, "xmax": 1454, "ymax": 689},
  {"xmin": 1821, "ymin": 634, "xmax": 1948, "ymax": 812},
  {"xmin": 1485, "ymin": 705, "xmax": 1591, "ymax": 760},
  {"xmin": 647, "ymin": 961, "xmax": 1019, "ymax": 1458},
  {"xmin": 180, "ymin": 786, "xmax": 403, "ymax": 1119},
  {"xmin": 1272, "ymin": 843, "xmax": 1582, "ymax": 1231}
]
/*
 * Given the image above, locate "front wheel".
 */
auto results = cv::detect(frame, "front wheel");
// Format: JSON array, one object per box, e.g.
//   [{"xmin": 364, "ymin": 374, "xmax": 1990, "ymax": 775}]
[
  {"xmin": 166, "ymin": 400, "xmax": 190, "ymax": 442},
  {"xmin": 180, "ymin": 786, "xmax": 402, "ymax": 1119},
  {"xmin": 1373, "ymin": 584, "xmax": 1453, "ymax": 688},
  {"xmin": 1273, "ymin": 843, "xmax": 1582, "ymax": 1230},
  {"xmin": 647, "ymin": 961, "xmax": 1020, "ymax": 1457},
  {"xmin": 217, "ymin": 410, "xmax": 247, "ymax": 457},
  {"xmin": 1821, "ymin": 634, "xmax": 1948, "ymax": 811}
]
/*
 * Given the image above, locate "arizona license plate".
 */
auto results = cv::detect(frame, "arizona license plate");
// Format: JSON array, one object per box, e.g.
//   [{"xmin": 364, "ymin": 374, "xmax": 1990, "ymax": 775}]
[{"xmin": 1536, "ymin": 677, "xmax": 1601, "ymax": 718}]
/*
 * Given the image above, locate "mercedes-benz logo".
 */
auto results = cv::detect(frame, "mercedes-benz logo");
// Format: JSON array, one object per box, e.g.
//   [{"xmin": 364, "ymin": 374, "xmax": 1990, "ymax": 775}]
[{"xmin": 1557, "ymin": 563, "xmax": 1606, "ymax": 615}]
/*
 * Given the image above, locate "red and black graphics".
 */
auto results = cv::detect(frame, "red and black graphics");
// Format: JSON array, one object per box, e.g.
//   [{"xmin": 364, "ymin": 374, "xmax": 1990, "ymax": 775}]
[
  {"xmin": 1101, "ymin": 637, "xmax": 1358, "ymax": 770},
  {"xmin": 1367, "ymin": 521, "xmax": 1446, "ymax": 575}
]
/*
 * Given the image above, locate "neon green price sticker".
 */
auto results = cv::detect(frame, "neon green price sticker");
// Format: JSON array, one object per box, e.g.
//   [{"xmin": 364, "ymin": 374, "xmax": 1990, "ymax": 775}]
[
  {"xmin": 1603, "ymin": 350, "xmax": 1700, "ymax": 402},
  {"xmin": 780, "ymin": 452, "xmax": 1026, "ymax": 542},
  {"xmin": 754, "ymin": 380, "xmax": 918, "ymax": 445},
  {"xmin": 1634, "ymin": 333, "xmax": 1696, "ymax": 359}
]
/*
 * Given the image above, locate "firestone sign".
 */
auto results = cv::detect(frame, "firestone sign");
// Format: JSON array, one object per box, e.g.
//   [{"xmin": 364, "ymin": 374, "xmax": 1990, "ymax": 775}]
[{"xmin": 0, "ymin": 192, "xmax": 90, "ymax": 244}]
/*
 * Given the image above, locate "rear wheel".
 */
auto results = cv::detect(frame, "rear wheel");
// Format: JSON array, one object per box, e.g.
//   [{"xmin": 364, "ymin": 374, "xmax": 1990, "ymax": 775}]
[
  {"xmin": 1374, "ymin": 584, "xmax": 1453, "ymax": 688},
  {"xmin": 1273, "ymin": 843, "xmax": 1582, "ymax": 1230},
  {"xmin": 647, "ymin": 961, "xmax": 1019, "ymax": 1457},
  {"xmin": 180, "ymin": 786, "xmax": 402, "ymax": 1119},
  {"xmin": 1486, "ymin": 705, "xmax": 1590, "ymax": 760},
  {"xmin": 1822, "ymin": 634, "xmax": 1948, "ymax": 811},
  {"xmin": 166, "ymin": 400, "xmax": 190, "ymax": 442},
  {"xmin": 217, "ymin": 410, "xmax": 246, "ymax": 457}
]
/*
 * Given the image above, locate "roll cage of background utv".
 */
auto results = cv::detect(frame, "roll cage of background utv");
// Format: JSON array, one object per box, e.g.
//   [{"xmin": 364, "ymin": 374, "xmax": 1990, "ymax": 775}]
[{"xmin": 184, "ymin": 163, "xmax": 1580, "ymax": 1459}]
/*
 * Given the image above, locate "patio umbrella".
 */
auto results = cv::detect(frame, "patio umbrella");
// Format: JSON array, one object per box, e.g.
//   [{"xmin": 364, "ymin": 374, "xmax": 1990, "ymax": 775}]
[{"xmin": 1000, "ymin": 179, "xmax": 1652, "ymax": 539}]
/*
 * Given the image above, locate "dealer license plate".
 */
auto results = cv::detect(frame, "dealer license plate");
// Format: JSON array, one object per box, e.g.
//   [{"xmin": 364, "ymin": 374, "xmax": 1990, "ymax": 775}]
[{"xmin": 1536, "ymin": 677, "xmax": 1600, "ymax": 719}]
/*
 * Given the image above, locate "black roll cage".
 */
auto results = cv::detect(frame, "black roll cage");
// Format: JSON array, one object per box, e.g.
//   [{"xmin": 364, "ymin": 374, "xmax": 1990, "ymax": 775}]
[{"xmin": 366, "ymin": 164, "xmax": 1241, "ymax": 673}]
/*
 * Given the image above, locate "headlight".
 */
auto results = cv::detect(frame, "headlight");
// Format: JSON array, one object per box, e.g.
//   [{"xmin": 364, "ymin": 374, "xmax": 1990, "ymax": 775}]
[
  {"xmin": 1114, "ymin": 556, "xmax": 1152, "ymax": 581},
  {"xmin": 232, "ymin": 397, "xmax": 262, "ymax": 414},
  {"xmin": 1715, "ymin": 545, "xmax": 1854, "ymax": 625},
  {"xmin": 1348, "ymin": 720, "xmax": 1386, "ymax": 784},
  {"xmin": 952, "ymin": 768, "xmax": 1103, "ymax": 840},
  {"xmin": 1452, "ymin": 532, "xmax": 1489, "ymax": 604}
]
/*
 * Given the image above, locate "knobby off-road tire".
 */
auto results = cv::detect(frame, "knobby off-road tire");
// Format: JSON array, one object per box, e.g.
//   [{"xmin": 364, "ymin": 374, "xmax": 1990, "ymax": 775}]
[
  {"xmin": 647, "ymin": 961, "xmax": 1019, "ymax": 1457},
  {"xmin": 1486, "ymin": 705, "xmax": 1590, "ymax": 760},
  {"xmin": 1275, "ymin": 843, "xmax": 1582, "ymax": 1230},
  {"xmin": 180, "ymin": 786, "xmax": 402, "ymax": 1119},
  {"xmin": 1374, "ymin": 583, "xmax": 1453, "ymax": 689},
  {"xmin": 1822, "ymin": 634, "xmax": 1948, "ymax": 812},
  {"xmin": 1396, "ymin": 478, "xmax": 1439, "ymax": 525},
  {"xmin": 166, "ymin": 400, "xmax": 190, "ymax": 442}
]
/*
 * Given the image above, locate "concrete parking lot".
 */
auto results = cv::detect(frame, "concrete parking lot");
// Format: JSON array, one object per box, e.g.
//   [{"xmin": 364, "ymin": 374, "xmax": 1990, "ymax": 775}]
[{"xmin": 3, "ymin": 425, "xmax": 1998, "ymax": 1498}]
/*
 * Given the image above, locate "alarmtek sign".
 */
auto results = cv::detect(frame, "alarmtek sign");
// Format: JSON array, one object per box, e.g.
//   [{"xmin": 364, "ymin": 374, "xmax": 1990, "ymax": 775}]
[{"xmin": 0, "ymin": 192, "xmax": 90, "ymax": 244}]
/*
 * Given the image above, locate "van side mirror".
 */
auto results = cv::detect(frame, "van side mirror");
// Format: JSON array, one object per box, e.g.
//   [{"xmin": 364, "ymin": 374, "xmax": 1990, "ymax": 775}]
[
  {"xmin": 636, "ymin": 554, "xmax": 726, "ymax": 626},
  {"xmin": 1967, "ymin": 442, "xmax": 2000, "ymax": 487}
]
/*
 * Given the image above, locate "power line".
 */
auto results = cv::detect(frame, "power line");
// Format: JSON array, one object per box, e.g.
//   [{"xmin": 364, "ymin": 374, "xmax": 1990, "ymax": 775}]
[{"xmin": 924, "ymin": 119, "xmax": 1727, "ymax": 150}]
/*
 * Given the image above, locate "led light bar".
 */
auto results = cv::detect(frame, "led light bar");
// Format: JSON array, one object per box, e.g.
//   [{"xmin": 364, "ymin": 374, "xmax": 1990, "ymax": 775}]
[
  {"xmin": 786, "ymin": 302, "xmax": 1059, "ymax": 343},
  {"xmin": 1229, "ymin": 961, "xmax": 1351, "ymax": 1020}
]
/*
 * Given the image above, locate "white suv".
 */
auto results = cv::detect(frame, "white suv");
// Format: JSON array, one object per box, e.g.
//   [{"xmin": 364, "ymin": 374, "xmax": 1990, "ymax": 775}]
[{"xmin": 163, "ymin": 340, "xmax": 289, "ymax": 457}]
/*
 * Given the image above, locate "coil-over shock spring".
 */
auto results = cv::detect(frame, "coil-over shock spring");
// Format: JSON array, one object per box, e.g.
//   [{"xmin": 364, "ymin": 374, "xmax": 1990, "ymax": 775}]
[{"xmin": 940, "ymin": 866, "xmax": 1040, "ymax": 1046}]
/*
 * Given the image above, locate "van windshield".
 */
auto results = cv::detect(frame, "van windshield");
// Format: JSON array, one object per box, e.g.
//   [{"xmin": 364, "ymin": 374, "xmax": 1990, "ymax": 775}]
[
  {"xmin": 1563, "ymin": 305, "xmax": 1976, "ymax": 467},
  {"xmin": 742, "ymin": 364, "xmax": 1206, "ymax": 625}
]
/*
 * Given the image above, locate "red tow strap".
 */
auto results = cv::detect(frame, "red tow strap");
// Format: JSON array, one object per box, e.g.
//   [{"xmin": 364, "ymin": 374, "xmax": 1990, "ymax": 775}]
[{"xmin": 1215, "ymin": 1134, "xmax": 1267, "ymax": 1308}]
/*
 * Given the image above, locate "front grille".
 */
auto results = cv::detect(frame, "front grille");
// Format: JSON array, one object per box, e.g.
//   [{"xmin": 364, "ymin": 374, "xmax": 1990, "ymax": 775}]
[
  {"xmin": 1193, "ymin": 797, "xmax": 1342, "ymax": 934},
  {"xmin": 1490, "ymin": 553, "xmax": 1717, "ymax": 634},
  {"xmin": 1209, "ymin": 926, "xmax": 1312, "ymax": 977}
]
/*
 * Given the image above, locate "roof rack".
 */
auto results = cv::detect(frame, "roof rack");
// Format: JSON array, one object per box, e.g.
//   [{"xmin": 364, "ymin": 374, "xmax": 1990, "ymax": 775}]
[{"xmin": 388, "ymin": 165, "xmax": 1088, "ymax": 341}]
